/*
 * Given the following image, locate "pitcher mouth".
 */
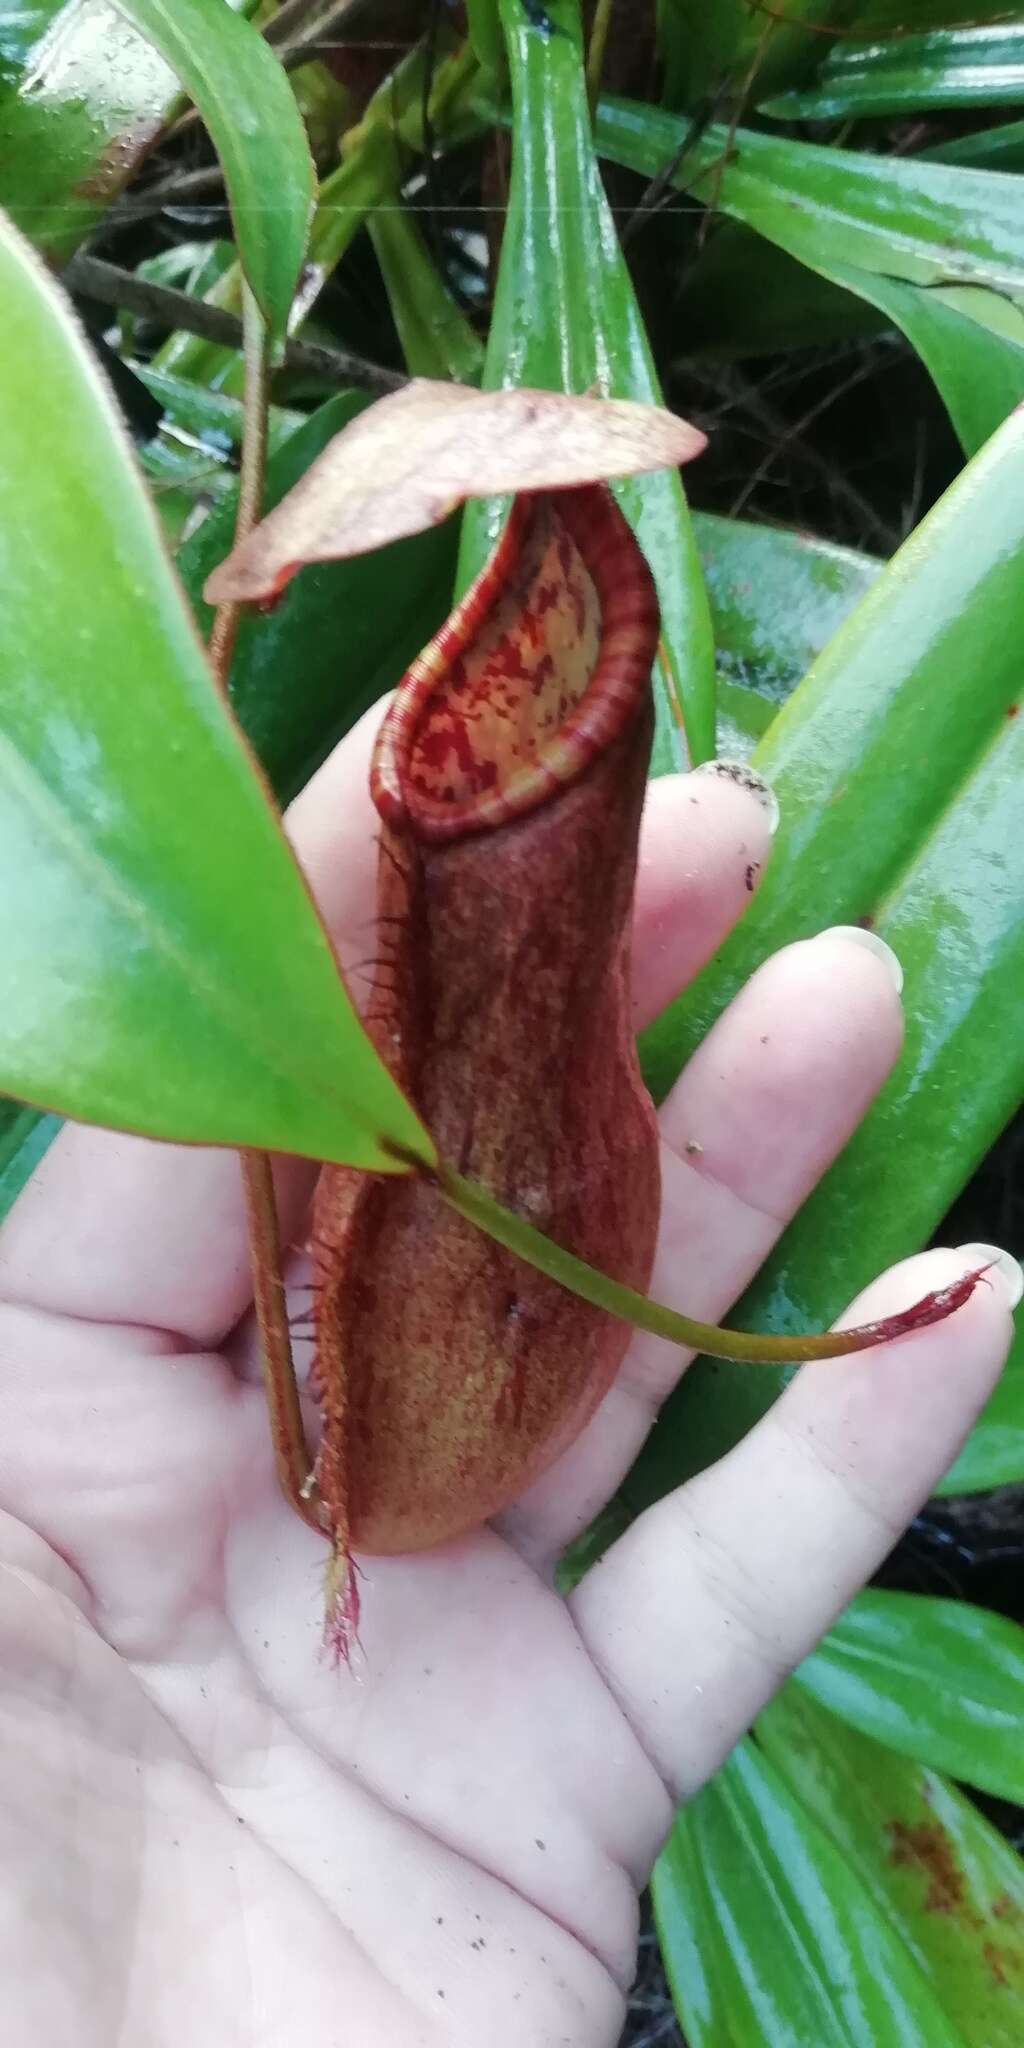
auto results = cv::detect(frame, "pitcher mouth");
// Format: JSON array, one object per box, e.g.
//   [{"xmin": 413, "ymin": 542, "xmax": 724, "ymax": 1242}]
[{"xmin": 370, "ymin": 484, "xmax": 660, "ymax": 845}]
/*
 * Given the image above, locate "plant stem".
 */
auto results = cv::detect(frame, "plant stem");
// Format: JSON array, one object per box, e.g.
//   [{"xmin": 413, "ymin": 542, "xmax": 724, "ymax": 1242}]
[
  {"xmin": 210, "ymin": 283, "xmax": 323, "ymax": 1533},
  {"xmin": 241, "ymin": 1148, "xmax": 323, "ymax": 1529},
  {"xmin": 437, "ymin": 1161, "xmax": 985, "ymax": 1364},
  {"xmin": 208, "ymin": 284, "xmax": 270, "ymax": 679},
  {"xmin": 65, "ymin": 254, "xmax": 406, "ymax": 395}
]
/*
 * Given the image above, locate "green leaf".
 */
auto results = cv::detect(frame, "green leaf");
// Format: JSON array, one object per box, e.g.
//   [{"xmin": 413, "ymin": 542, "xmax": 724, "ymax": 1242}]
[
  {"xmin": 766, "ymin": 27, "xmax": 1024, "ymax": 121},
  {"xmin": 463, "ymin": 0, "xmax": 716, "ymax": 772},
  {"xmin": 630, "ymin": 675, "xmax": 1024, "ymax": 1507},
  {"xmin": 835, "ymin": 265, "xmax": 1024, "ymax": 458},
  {"xmin": 655, "ymin": 1737, "xmax": 963, "ymax": 2047},
  {"xmin": 654, "ymin": 0, "xmax": 856, "ymax": 112},
  {"xmin": 0, "ymin": 0, "xmax": 236, "ymax": 259},
  {"xmin": 136, "ymin": 360, "xmax": 306, "ymax": 460},
  {"xmin": 923, "ymin": 117, "xmax": 1024, "ymax": 173},
  {"xmin": 465, "ymin": 0, "xmax": 505, "ymax": 79},
  {"xmin": 642, "ymin": 404, "xmax": 1024, "ymax": 1103},
  {"xmin": 0, "ymin": 207, "xmax": 428, "ymax": 1171},
  {"xmin": 690, "ymin": 510, "xmax": 882, "ymax": 754},
  {"xmin": 938, "ymin": 1326, "xmax": 1024, "ymax": 1496},
  {"xmin": 797, "ymin": 1592, "xmax": 1024, "ymax": 1804},
  {"xmin": 2, "ymin": 386, "xmax": 458, "ymax": 1223},
  {"xmin": 693, "ymin": 510, "xmax": 881, "ymax": 704},
  {"xmin": 616, "ymin": 412, "xmax": 1024, "ymax": 1503},
  {"xmin": 112, "ymin": 0, "xmax": 314, "ymax": 340},
  {"xmin": 714, "ymin": 678, "xmax": 774, "ymax": 760},
  {"xmin": 677, "ymin": 221, "xmax": 887, "ymax": 358},
  {"xmin": 599, "ymin": 93, "xmax": 1024, "ymax": 294},
  {"xmin": 158, "ymin": 35, "xmax": 482, "ymax": 390},
  {"xmin": 367, "ymin": 193, "xmax": 484, "ymax": 383},
  {"xmin": 647, "ymin": 1809, "xmax": 727, "ymax": 2045},
  {"xmin": 759, "ymin": 1685, "xmax": 1024, "ymax": 2048},
  {"xmin": 0, "ymin": 1101, "xmax": 62, "ymax": 1218},
  {"xmin": 596, "ymin": 95, "xmax": 1024, "ymax": 450}
]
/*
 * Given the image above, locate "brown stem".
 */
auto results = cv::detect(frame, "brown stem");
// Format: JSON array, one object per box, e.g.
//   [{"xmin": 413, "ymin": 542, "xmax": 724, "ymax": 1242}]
[
  {"xmin": 64, "ymin": 254, "xmax": 406, "ymax": 396},
  {"xmin": 208, "ymin": 284, "xmax": 323, "ymax": 1534},
  {"xmin": 208, "ymin": 284, "xmax": 271, "ymax": 680},
  {"xmin": 278, "ymin": 0, "xmax": 369, "ymax": 73},
  {"xmin": 241, "ymin": 1148, "xmax": 324, "ymax": 1530}
]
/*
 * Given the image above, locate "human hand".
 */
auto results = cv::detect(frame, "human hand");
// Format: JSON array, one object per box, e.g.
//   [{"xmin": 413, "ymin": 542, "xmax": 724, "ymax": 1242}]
[{"xmin": 0, "ymin": 709, "xmax": 1014, "ymax": 2047}]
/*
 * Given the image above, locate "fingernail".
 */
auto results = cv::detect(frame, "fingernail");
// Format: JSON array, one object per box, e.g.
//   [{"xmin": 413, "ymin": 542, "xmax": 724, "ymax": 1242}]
[
  {"xmin": 816, "ymin": 925, "xmax": 904, "ymax": 995},
  {"xmin": 956, "ymin": 1243, "xmax": 1024, "ymax": 1311},
  {"xmin": 691, "ymin": 757, "xmax": 780, "ymax": 836}
]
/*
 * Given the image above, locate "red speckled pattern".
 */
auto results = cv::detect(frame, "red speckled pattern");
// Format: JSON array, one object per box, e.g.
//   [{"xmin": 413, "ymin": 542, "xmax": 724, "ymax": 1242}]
[{"xmin": 372, "ymin": 483, "xmax": 659, "ymax": 841}]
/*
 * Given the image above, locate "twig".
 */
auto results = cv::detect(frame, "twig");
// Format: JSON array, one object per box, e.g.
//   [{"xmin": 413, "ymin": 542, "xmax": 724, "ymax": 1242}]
[
  {"xmin": 64, "ymin": 253, "xmax": 407, "ymax": 394},
  {"xmin": 262, "ymin": 0, "xmax": 336, "ymax": 45},
  {"xmin": 694, "ymin": 18, "xmax": 774, "ymax": 259},
  {"xmin": 726, "ymin": 353, "xmax": 889, "ymax": 524},
  {"xmin": 420, "ymin": 0, "xmax": 445, "ymax": 264},
  {"xmin": 207, "ymin": 286, "xmax": 269, "ymax": 677},
  {"xmin": 169, "ymin": 2, "xmax": 366, "ymax": 140},
  {"xmin": 279, "ymin": 2, "xmax": 371, "ymax": 77},
  {"xmin": 207, "ymin": 284, "xmax": 324, "ymax": 1536},
  {"xmin": 109, "ymin": 163, "xmax": 228, "ymax": 221},
  {"xmin": 684, "ymin": 354, "xmax": 898, "ymax": 551},
  {"xmin": 240, "ymin": 1147, "xmax": 325, "ymax": 1532},
  {"xmin": 620, "ymin": 94, "xmax": 722, "ymax": 248}
]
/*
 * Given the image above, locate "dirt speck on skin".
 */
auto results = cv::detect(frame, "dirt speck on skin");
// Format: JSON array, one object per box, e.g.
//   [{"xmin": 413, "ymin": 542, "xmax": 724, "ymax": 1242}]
[{"xmin": 885, "ymin": 1820, "xmax": 966, "ymax": 1916}]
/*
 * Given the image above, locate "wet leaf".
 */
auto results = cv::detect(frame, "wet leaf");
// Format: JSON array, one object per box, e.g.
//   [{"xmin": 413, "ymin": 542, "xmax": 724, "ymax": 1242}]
[
  {"xmin": 642, "ymin": 405, "xmax": 1024, "ymax": 1104},
  {"xmin": 608, "ymin": 399, "xmax": 1024, "ymax": 1514},
  {"xmin": 654, "ymin": 1736, "xmax": 964, "ymax": 2047},
  {"xmin": 938, "ymin": 1327, "xmax": 1024, "ymax": 1495},
  {"xmin": 693, "ymin": 511, "xmax": 881, "ymax": 704},
  {"xmin": 368, "ymin": 192, "xmax": 484, "ymax": 383},
  {"xmin": 766, "ymin": 26, "xmax": 1024, "ymax": 121},
  {"xmin": 759, "ymin": 1685, "xmax": 1024, "ymax": 2048},
  {"xmin": 469, "ymin": 0, "xmax": 716, "ymax": 770},
  {"xmin": 0, "ymin": 1101, "xmax": 62, "ymax": 1219},
  {"xmin": 0, "ymin": 205, "xmax": 428, "ymax": 1171},
  {"xmin": 797, "ymin": 1591, "xmax": 1024, "ymax": 1804},
  {"xmin": 597, "ymin": 94, "xmax": 1024, "ymax": 450},
  {"xmin": 0, "ymin": 0, "xmax": 195, "ymax": 258},
  {"xmin": 113, "ymin": 0, "xmax": 314, "ymax": 338},
  {"xmin": 0, "ymin": 387, "xmax": 458, "ymax": 1225},
  {"xmin": 655, "ymin": 0, "xmax": 856, "ymax": 113},
  {"xmin": 645, "ymin": 692, "xmax": 1024, "ymax": 1494},
  {"xmin": 204, "ymin": 377, "xmax": 705, "ymax": 604}
]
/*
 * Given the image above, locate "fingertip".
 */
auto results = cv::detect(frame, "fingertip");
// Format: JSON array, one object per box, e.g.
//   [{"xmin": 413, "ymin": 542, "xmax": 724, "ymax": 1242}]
[
  {"xmin": 956, "ymin": 1241, "xmax": 1024, "ymax": 1312},
  {"xmin": 812, "ymin": 924, "xmax": 903, "ymax": 995},
  {"xmin": 688, "ymin": 755, "xmax": 780, "ymax": 836},
  {"xmin": 631, "ymin": 769, "xmax": 775, "ymax": 1028}
]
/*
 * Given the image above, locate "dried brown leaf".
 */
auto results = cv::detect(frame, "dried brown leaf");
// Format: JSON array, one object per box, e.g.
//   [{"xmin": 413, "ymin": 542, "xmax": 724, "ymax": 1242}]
[{"xmin": 203, "ymin": 378, "xmax": 706, "ymax": 604}]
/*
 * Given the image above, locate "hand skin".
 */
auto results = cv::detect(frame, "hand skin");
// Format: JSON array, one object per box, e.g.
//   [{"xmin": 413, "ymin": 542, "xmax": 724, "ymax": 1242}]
[{"xmin": 0, "ymin": 709, "xmax": 1013, "ymax": 2048}]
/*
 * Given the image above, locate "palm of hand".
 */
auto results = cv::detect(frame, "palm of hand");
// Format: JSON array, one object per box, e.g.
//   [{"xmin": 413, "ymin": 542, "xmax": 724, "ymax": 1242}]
[{"xmin": 0, "ymin": 716, "xmax": 1010, "ymax": 2048}]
